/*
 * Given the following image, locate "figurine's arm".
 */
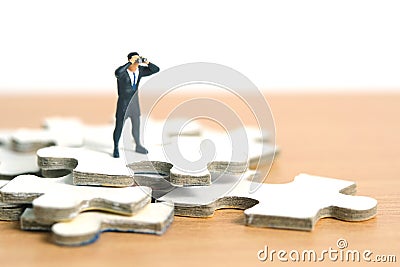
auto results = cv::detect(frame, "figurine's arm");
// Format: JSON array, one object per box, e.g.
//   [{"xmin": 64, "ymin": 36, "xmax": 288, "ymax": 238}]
[
  {"xmin": 140, "ymin": 62, "xmax": 160, "ymax": 77},
  {"xmin": 115, "ymin": 62, "xmax": 132, "ymax": 78}
]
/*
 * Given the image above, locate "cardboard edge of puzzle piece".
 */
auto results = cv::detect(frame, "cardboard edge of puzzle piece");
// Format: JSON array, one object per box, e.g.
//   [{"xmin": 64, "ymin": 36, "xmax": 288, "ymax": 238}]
[
  {"xmin": 0, "ymin": 180, "xmax": 26, "ymax": 221},
  {"xmin": 21, "ymin": 202, "xmax": 174, "ymax": 246}
]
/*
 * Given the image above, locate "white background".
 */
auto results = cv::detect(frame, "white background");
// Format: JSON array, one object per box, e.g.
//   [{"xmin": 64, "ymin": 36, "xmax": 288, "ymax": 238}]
[{"xmin": 0, "ymin": 0, "xmax": 399, "ymax": 93}]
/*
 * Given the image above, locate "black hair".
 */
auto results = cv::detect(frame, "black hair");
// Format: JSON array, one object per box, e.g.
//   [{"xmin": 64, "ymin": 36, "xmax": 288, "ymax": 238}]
[{"xmin": 127, "ymin": 52, "xmax": 139, "ymax": 60}]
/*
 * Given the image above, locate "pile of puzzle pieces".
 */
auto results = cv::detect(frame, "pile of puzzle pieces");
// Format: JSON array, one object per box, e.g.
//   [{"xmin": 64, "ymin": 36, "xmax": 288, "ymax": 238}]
[{"xmin": 0, "ymin": 117, "xmax": 378, "ymax": 246}]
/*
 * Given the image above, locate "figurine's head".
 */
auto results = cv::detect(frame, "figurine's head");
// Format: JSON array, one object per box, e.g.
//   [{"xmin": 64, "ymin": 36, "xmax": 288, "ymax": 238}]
[
  {"xmin": 128, "ymin": 52, "xmax": 139, "ymax": 59},
  {"xmin": 128, "ymin": 52, "xmax": 140, "ymax": 63},
  {"xmin": 127, "ymin": 52, "xmax": 140, "ymax": 71}
]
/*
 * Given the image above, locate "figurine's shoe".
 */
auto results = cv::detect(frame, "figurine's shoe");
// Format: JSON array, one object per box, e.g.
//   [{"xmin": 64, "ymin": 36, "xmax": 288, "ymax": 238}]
[
  {"xmin": 113, "ymin": 148, "xmax": 120, "ymax": 158},
  {"xmin": 135, "ymin": 145, "xmax": 148, "ymax": 154}
]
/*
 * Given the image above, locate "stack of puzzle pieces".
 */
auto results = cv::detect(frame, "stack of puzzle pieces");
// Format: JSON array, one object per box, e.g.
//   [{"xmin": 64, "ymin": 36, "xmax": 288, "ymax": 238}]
[{"xmin": 0, "ymin": 117, "xmax": 378, "ymax": 246}]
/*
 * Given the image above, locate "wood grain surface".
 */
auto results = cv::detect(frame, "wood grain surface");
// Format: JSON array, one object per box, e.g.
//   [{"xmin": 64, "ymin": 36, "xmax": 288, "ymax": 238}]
[{"xmin": 0, "ymin": 93, "xmax": 399, "ymax": 266}]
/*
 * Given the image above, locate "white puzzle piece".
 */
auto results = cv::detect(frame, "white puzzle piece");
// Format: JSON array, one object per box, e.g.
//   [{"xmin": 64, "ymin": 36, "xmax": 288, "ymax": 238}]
[
  {"xmin": 127, "ymin": 129, "xmax": 276, "ymax": 186},
  {"xmin": 37, "ymin": 146, "xmax": 175, "ymax": 197},
  {"xmin": 0, "ymin": 146, "xmax": 39, "ymax": 179},
  {"xmin": 21, "ymin": 202, "xmax": 174, "ymax": 246},
  {"xmin": 36, "ymin": 140, "xmax": 249, "ymax": 188},
  {"xmin": 37, "ymin": 125, "xmax": 275, "ymax": 188},
  {"xmin": 0, "ymin": 129, "xmax": 13, "ymax": 145},
  {"xmin": 0, "ymin": 180, "xmax": 26, "ymax": 221},
  {"xmin": 158, "ymin": 173, "xmax": 377, "ymax": 231},
  {"xmin": 37, "ymin": 146, "xmax": 133, "ymax": 186},
  {"xmin": 83, "ymin": 117, "xmax": 202, "ymax": 153},
  {"xmin": 0, "ymin": 130, "xmax": 40, "ymax": 179},
  {"xmin": 11, "ymin": 117, "xmax": 84, "ymax": 152},
  {"xmin": 0, "ymin": 174, "xmax": 152, "ymax": 223}
]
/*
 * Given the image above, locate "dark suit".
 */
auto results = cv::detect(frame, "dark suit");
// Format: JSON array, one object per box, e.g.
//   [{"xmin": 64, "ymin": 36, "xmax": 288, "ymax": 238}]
[{"xmin": 113, "ymin": 62, "xmax": 160, "ymax": 149}]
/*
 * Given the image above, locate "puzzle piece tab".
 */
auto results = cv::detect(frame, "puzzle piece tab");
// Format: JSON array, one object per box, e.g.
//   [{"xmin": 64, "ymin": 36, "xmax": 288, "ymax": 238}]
[
  {"xmin": 21, "ymin": 202, "xmax": 174, "ymax": 246},
  {"xmin": 0, "ymin": 174, "xmax": 152, "ymax": 223},
  {"xmin": 158, "ymin": 173, "xmax": 377, "ymax": 231}
]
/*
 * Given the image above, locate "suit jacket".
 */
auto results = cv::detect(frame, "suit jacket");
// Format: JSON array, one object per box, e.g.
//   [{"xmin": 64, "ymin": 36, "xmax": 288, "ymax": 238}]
[
  {"xmin": 114, "ymin": 62, "xmax": 160, "ymax": 117},
  {"xmin": 115, "ymin": 62, "xmax": 160, "ymax": 97}
]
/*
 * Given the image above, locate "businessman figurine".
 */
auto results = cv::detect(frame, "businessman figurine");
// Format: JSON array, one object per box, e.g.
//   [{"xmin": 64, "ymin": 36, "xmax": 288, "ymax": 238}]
[{"xmin": 113, "ymin": 52, "xmax": 160, "ymax": 158}]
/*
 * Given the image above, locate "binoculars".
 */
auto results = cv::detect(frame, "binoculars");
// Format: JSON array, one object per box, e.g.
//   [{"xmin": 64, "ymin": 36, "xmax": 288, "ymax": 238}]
[{"xmin": 135, "ymin": 57, "xmax": 147, "ymax": 64}]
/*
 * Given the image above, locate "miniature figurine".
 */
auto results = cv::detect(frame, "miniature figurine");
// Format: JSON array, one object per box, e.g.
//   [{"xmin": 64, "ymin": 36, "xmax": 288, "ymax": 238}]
[{"xmin": 113, "ymin": 52, "xmax": 160, "ymax": 157}]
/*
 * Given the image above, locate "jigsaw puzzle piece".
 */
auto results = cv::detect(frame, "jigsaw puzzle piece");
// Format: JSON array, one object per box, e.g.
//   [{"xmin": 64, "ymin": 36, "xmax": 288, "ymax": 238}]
[
  {"xmin": 157, "ymin": 171, "xmax": 256, "ymax": 216},
  {"xmin": 128, "ymin": 127, "xmax": 275, "ymax": 187},
  {"xmin": 37, "ymin": 143, "xmax": 240, "ymax": 188},
  {"xmin": 21, "ymin": 202, "xmax": 174, "ymax": 246},
  {"xmin": 158, "ymin": 173, "xmax": 377, "ymax": 231},
  {"xmin": 0, "ymin": 129, "xmax": 14, "ymax": 145},
  {"xmin": 37, "ymin": 146, "xmax": 133, "ymax": 186},
  {"xmin": 37, "ymin": 146, "xmax": 174, "ymax": 197},
  {"xmin": 37, "ymin": 124, "xmax": 274, "ymax": 188},
  {"xmin": 82, "ymin": 117, "xmax": 202, "ymax": 153},
  {"xmin": 198, "ymin": 127, "xmax": 276, "ymax": 169},
  {"xmin": 0, "ymin": 180, "xmax": 26, "ymax": 221},
  {"xmin": 0, "ymin": 174, "xmax": 152, "ymax": 223},
  {"xmin": 0, "ymin": 146, "xmax": 39, "ymax": 179},
  {"xmin": 244, "ymin": 173, "xmax": 377, "ymax": 230},
  {"xmin": 142, "ymin": 117, "xmax": 202, "ymax": 147},
  {"xmin": 11, "ymin": 117, "xmax": 83, "ymax": 152}
]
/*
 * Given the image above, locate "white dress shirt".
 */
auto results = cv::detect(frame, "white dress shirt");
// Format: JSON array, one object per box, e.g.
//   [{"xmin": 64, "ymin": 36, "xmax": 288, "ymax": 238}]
[{"xmin": 127, "ymin": 68, "xmax": 139, "ymax": 88}]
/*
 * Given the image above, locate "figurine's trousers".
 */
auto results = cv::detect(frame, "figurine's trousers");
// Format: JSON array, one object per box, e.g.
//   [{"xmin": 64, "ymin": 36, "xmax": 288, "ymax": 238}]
[{"xmin": 113, "ymin": 95, "xmax": 141, "ymax": 148}]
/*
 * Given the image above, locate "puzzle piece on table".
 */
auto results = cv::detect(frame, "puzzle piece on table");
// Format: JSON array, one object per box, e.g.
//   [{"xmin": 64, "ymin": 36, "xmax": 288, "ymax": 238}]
[
  {"xmin": 36, "ymin": 146, "xmax": 178, "ymax": 198},
  {"xmin": 82, "ymin": 117, "xmax": 202, "ymax": 153},
  {"xmin": 82, "ymin": 118, "xmax": 272, "ymax": 157},
  {"xmin": 13, "ymin": 117, "xmax": 201, "ymax": 155},
  {"xmin": 10, "ymin": 117, "xmax": 84, "ymax": 152},
  {"xmin": 0, "ymin": 174, "xmax": 151, "ymax": 223},
  {"xmin": 37, "ymin": 146, "xmax": 176, "ymax": 197},
  {"xmin": 21, "ymin": 202, "xmax": 174, "ymax": 246},
  {"xmin": 0, "ymin": 146, "xmax": 40, "ymax": 179},
  {"xmin": 0, "ymin": 180, "xmax": 26, "ymax": 221},
  {"xmin": 36, "ymin": 116, "xmax": 275, "ymax": 187},
  {"xmin": 205, "ymin": 127, "xmax": 277, "ymax": 169},
  {"xmin": 158, "ymin": 173, "xmax": 377, "ymax": 231},
  {"xmin": 37, "ymin": 126, "xmax": 275, "ymax": 188},
  {"xmin": 36, "ymin": 140, "xmax": 249, "ymax": 188},
  {"xmin": 0, "ymin": 129, "xmax": 40, "ymax": 179},
  {"xmin": 128, "ymin": 129, "xmax": 276, "ymax": 187},
  {"xmin": 0, "ymin": 129, "xmax": 14, "ymax": 145},
  {"xmin": 37, "ymin": 146, "xmax": 136, "ymax": 186}
]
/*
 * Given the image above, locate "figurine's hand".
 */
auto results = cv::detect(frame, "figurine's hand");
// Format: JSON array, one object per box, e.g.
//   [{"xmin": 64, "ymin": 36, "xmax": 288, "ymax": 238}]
[
  {"xmin": 129, "ymin": 55, "xmax": 140, "ymax": 64},
  {"xmin": 144, "ymin": 60, "xmax": 150, "ymax": 65}
]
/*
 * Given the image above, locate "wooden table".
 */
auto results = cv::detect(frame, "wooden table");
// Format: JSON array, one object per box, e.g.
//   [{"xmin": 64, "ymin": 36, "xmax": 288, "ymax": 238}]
[{"xmin": 0, "ymin": 93, "xmax": 399, "ymax": 266}]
